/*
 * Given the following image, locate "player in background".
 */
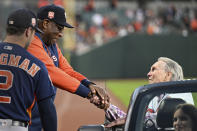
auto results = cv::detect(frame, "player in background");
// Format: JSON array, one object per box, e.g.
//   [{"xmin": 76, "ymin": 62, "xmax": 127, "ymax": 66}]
[
  {"xmin": 27, "ymin": 4, "xmax": 109, "ymax": 131},
  {"xmin": 0, "ymin": 9, "xmax": 57, "ymax": 131}
]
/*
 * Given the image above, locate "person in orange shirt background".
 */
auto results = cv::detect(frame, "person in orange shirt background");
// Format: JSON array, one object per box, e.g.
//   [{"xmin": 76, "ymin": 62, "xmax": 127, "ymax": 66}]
[{"xmin": 27, "ymin": 4, "xmax": 110, "ymax": 131}]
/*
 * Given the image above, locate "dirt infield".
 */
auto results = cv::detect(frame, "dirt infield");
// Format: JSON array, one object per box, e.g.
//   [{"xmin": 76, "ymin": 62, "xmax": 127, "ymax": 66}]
[{"xmin": 54, "ymin": 80, "xmax": 127, "ymax": 131}]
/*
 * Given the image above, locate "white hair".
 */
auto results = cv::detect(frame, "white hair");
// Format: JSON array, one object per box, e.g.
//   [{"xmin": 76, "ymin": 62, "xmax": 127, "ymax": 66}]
[{"xmin": 158, "ymin": 57, "xmax": 184, "ymax": 81}]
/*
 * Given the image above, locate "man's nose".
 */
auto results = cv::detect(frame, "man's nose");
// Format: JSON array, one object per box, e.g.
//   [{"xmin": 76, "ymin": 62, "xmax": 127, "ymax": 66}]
[{"xmin": 147, "ymin": 71, "xmax": 151, "ymax": 78}]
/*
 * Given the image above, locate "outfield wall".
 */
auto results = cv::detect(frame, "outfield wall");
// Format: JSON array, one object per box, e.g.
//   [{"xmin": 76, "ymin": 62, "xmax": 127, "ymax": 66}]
[{"xmin": 71, "ymin": 34, "xmax": 197, "ymax": 79}]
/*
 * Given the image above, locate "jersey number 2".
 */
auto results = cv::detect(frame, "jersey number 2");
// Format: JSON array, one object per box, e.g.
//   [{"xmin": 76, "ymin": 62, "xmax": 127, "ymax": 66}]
[{"xmin": 0, "ymin": 70, "xmax": 13, "ymax": 103}]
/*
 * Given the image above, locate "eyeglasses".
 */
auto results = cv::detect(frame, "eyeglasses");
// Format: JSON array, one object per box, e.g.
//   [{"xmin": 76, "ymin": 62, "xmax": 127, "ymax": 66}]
[
  {"xmin": 45, "ymin": 19, "xmax": 64, "ymax": 31},
  {"xmin": 54, "ymin": 23, "xmax": 64, "ymax": 31}
]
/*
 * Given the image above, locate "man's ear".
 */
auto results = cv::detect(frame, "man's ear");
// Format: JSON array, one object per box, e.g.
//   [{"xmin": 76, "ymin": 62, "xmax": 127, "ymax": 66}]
[
  {"xmin": 166, "ymin": 72, "xmax": 172, "ymax": 81},
  {"xmin": 25, "ymin": 27, "xmax": 31, "ymax": 37},
  {"xmin": 42, "ymin": 19, "xmax": 49, "ymax": 31}
]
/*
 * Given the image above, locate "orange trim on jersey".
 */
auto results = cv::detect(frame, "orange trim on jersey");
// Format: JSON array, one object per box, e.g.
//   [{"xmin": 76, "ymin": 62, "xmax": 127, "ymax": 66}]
[
  {"xmin": 27, "ymin": 35, "xmax": 85, "ymax": 93},
  {"xmin": 27, "ymin": 96, "xmax": 36, "ymax": 125},
  {"xmin": 0, "ymin": 96, "xmax": 11, "ymax": 103}
]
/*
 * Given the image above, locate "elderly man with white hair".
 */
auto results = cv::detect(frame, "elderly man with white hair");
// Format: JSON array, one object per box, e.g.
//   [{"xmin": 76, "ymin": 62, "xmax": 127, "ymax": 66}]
[
  {"xmin": 145, "ymin": 57, "xmax": 194, "ymax": 126},
  {"xmin": 105, "ymin": 57, "xmax": 194, "ymax": 128}
]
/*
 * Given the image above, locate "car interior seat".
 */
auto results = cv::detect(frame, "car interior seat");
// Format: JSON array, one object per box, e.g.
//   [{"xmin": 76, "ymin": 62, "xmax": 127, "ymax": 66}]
[{"xmin": 156, "ymin": 97, "xmax": 186, "ymax": 131}]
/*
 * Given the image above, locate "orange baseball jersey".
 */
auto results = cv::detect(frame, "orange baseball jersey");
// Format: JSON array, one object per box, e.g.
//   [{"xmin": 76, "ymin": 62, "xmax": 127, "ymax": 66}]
[{"xmin": 27, "ymin": 33, "xmax": 91, "ymax": 97}]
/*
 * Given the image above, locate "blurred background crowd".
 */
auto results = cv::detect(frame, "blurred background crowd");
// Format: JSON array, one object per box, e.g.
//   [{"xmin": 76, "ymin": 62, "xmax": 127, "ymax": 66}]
[
  {"xmin": 75, "ymin": 0, "xmax": 197, "ymax": 54},
  {"xmin": 0, "ymin": 0, "xmax": 197, "ymax": 54}
]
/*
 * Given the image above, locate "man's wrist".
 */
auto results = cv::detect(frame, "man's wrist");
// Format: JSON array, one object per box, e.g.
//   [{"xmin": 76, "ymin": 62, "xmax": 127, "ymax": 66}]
[
  {"xmin": 75, "ymin": 84, "xmax": 91, "ymax": 98},
  {"xmin": 87, "ymin": 92, "xmax": 92, "ymax": 99}
]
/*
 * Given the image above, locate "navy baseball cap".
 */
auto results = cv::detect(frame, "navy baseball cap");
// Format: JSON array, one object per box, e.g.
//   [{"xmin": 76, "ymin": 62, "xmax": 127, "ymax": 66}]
[
  {"xmin": 7, "ymin": 8, "xmax": 42, "ymax": 33},
  {"xmin": 37, "ymin": 4, "xmax": 74, "ymax": 28}
]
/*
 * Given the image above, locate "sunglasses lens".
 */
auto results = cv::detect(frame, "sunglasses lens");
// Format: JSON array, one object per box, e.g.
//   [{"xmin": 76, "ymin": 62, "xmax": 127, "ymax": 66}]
[{"xmin": 56, "ymin": 24, "xmax": 64, "ymax": 31}]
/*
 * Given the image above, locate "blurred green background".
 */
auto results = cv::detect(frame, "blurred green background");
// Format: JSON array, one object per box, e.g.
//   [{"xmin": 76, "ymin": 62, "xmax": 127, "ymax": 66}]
[{"xmin": 106, "ymin": 79, "xmax": 197, "ymax": 107}]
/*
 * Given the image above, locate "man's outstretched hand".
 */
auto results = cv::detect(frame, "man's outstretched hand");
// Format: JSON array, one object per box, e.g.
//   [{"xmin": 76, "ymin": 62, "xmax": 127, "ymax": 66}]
[{"xmin": 87, "ymin": 84, "xmax": 110, "ymax": 110}]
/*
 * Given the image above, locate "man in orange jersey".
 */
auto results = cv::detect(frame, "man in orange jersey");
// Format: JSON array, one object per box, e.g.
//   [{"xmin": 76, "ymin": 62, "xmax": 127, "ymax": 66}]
[{"xmin": 27, "ymin": 4, "xmax": 109, "ymax": 131}]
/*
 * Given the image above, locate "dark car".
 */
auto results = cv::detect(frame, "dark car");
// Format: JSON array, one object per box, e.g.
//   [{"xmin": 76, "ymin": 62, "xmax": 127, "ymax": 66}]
[{"xmin": 78, "ymin": 79, "xmax": 197, "ymax": 131}]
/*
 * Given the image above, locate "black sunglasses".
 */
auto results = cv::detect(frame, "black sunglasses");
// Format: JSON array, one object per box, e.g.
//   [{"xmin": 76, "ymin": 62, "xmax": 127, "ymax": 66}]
[
  {"xmin": 54, "ymin": 23, "xmax": 64, "ymax": 31},
  {"xmin": 45, "ymin": 19, "xmax": 64, "ymax": 31}
]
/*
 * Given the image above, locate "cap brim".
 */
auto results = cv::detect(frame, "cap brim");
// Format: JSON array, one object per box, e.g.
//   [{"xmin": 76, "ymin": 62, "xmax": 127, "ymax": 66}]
[
  {"xmin": 64, "ymin": 22, "xmax": 74, "ymax": 28},
  {"xmin": 54, "ymin": 20, "xmax": 74, "ymax": 28}
]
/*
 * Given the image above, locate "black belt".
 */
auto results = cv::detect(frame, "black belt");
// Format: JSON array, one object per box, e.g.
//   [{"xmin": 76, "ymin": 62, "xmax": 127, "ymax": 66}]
[{"xmin": 0, "ymin": 119, "xmax": 28, "ymax": 127}]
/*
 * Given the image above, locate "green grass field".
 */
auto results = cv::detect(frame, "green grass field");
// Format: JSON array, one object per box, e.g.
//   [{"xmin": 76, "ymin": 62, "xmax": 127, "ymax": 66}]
[
  {"xmin": 106, "ymin": 79, "xmax": 148, "ymax": 106},
  {"xmin": 106, "ymin": 79, "xmax": 197, "ymax": 107}
]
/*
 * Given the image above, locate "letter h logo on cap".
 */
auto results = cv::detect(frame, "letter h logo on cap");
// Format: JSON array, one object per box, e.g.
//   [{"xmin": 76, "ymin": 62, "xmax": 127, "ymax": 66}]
[
  {"xmin": 48, "ymin": 11, "xmax": 55, "ymax": 19},
  {"xmin": 32, "ymin": 18, "xmax": 36, "ymax": 27}
]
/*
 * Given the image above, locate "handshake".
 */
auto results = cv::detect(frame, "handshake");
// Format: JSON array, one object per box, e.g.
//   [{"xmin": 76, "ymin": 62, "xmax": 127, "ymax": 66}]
[
  {"xmin": 87, "ymin": 84, "xmax": 110, "ymax": 110},
  {"xmin": 86, "ymin": 84, "xmax": 127, "ymax": 127}
]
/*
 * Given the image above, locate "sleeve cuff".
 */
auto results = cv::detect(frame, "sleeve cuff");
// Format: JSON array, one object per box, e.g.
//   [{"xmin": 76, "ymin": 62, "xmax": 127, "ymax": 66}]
[
  {"xmin": 75, "ymin": 84, "xmax": 91, "ymax": 98},
  {"xmin": 81, "ymin": 79, "xmax": 95, "ymax": 87}
]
